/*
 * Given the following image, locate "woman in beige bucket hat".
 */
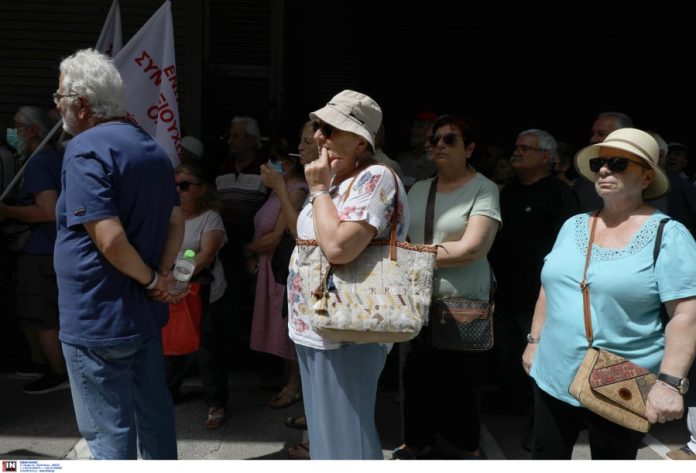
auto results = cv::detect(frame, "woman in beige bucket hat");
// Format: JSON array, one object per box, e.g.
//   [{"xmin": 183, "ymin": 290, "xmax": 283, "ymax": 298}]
[
  {"xmin": 287, "ymin": 90, "xmax": 410, "ymax": 459},
  {"xmin": 523, "ymin": 127, "xmax": 696, "ymax": 459}
]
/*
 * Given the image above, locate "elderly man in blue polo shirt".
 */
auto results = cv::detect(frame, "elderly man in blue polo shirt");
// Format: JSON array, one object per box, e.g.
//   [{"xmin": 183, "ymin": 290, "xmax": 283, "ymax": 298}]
[{"xmin": 53, "ymin": 48, "xmax": 184, "ymax": 460}]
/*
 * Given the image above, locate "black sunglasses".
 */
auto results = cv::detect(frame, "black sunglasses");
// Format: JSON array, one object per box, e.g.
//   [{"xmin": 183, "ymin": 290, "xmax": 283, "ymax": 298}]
[
  {"xmin": 588, "ymin": 157, "xmax": 648, "ymax": 173},
  {"xmin": 429, "ymin": 132, "xmax": 459, "ymax": 147},
  {"xmin": 312, "ymin": 121, "xmax": 334, "ymax": 138},
  {"xmin": 176, "ymin": 180, "xmax": 202, "ymax": 191}
]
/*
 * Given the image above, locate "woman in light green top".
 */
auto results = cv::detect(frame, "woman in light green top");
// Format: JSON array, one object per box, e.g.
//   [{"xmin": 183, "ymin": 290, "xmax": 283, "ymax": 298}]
[{"xmin": 394, "ymin": 115, "xmax": 501, "ymax": 460}]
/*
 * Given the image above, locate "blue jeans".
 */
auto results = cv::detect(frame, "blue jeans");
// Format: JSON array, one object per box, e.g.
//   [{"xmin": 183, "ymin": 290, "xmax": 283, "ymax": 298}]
[{"xmin": 62, "ymin": 335, "xmax": 177, "ymax": 459}]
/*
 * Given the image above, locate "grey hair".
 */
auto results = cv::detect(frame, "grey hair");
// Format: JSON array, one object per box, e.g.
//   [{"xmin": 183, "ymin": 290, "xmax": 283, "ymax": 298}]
[
  {"xmin": 59, "ymin": 48, "xmax": 126, "ymax": 120},
  {"xmin": 231, "ymin": 116, "xmax": 261, "ymax": 149},
  {"xmin": 597, "ymin": 112, "xmax": 634, "ymax": 129},
  {"xmin": 16, "ymin": 106, "xmax": 53, "ymax": 140},
  {"xmin": 518, "ymin": 128, "xmax": 557, "ymax": 158}
]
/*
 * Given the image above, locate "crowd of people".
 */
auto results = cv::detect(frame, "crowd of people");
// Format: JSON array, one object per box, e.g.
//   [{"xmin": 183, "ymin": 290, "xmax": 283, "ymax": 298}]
[{"xmin": 1, "ymin": 48, "xmax": 696, "ymax": 461}]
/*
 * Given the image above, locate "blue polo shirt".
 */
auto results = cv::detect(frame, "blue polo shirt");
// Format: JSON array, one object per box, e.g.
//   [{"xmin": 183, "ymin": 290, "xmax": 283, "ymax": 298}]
[{"xmin": 55, "ymin": 121, "xmax": 178, "ymax": 346}]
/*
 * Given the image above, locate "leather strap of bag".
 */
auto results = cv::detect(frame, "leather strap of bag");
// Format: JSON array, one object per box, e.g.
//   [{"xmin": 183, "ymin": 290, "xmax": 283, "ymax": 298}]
[
  {"xmin": 424, "ymin": 176, "xmax": 438, "ymax": 245},
  {"xmin": 581, "ymin": 210, "xmax": 601, "ymax": 347}
]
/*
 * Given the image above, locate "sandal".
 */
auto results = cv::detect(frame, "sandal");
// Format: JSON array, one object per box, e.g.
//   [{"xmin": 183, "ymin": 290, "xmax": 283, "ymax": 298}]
[
  {"xmin": 269, "ymin": 386, "xmax": 301, "ymax": 409},
  {"xmin": 284, "ymin": 414, "xmax": 307, "ymax": 431},
  {"xmin": 205, "ymin": 407, "xmax": 225, "ymax": 430},
  {"xmin": 287, "ymin": 441, "xmax": 310, "ymax": 460}
]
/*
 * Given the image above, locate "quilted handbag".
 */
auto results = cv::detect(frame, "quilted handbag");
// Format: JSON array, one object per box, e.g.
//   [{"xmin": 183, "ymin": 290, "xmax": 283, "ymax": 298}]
[
  {"xmin": 423, "ymin": 176, "xmax": 495, "ymax": 351},
  {"xmin": 569, "ymin": 348, "xmax": 655, "ymax": 432},
  {"xmin": 568, "ymin": 211, "xmax": 656, "ymax": 432},
  {"xmin": 296, "ymin": 168, "xmax": 437, "ymax": 343},
  {"xmin": 428, "ymin": 291, "xmax": 494, "ymax": 351}
]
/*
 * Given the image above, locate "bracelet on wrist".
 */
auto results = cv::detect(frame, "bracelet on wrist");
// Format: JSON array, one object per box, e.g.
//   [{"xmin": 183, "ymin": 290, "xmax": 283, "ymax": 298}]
[
  {"xmin": 526, "ymin": 333, "xmax": 540, "ymax": 344},
  {"xmin": 144, "ymin": 270, "xmax": 158, "ymax": 290},
  {"xmin": 309, "ymin": 190, "xmax": 329, "ymax": 205}
]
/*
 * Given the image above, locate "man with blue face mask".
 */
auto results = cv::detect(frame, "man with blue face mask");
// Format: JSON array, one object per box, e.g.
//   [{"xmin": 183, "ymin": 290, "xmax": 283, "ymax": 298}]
[{"xmin": 0, "ymin": 106, "xmax": 64, "ymax": 395}]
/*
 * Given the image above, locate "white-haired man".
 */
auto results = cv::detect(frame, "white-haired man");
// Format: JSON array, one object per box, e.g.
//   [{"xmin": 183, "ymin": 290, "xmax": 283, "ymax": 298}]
[{"xmin": 54, "ymin": 48, "xmax": 183, "ymax": 459}]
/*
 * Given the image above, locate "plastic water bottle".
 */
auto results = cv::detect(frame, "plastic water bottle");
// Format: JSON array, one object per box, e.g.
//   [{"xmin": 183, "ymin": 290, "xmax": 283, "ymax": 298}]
[{"xmin": 169, "ymin": 249, "xmax": 196, "ymax": 294}]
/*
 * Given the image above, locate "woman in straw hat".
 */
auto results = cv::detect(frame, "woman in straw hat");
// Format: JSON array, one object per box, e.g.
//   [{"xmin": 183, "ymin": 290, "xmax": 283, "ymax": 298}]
[
  {"xmin": 286, "ymin": 90, "xmax": 409, "ymax": 459},
  {"xmin": 522, "ymin": 128, "xmax": 696, "ymax": 459}
]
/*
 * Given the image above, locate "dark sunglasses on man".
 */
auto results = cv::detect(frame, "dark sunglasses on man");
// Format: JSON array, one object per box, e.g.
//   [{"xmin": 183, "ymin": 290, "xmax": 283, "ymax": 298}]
[{"xmin": 589, "ymin": 157, "xmax": 649, "ymax": 173}]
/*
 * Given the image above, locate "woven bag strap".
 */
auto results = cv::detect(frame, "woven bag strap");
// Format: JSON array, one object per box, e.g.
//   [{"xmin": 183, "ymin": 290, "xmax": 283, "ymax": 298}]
[{"xmin": 581, "ymin": 210, "xmax": 601, "ymax": 347}]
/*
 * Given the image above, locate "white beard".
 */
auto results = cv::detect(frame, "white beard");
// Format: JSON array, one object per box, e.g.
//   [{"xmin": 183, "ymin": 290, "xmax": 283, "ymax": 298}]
[{"xmin": 61, "ymin": 107, "xmax": 79, "ymax": 136}]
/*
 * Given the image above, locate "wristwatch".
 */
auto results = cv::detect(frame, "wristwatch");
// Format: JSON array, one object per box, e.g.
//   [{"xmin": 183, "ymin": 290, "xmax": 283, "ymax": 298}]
[
  {"xmin": 309, "ymin": 190, "xmax": 328, "ymax": 205},
  {"xmin": 657, "ymin": 372, "xmax": 689, "ymax": 395}
]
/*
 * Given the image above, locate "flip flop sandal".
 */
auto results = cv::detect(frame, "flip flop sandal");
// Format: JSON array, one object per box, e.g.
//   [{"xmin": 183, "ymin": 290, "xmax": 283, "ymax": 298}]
[
  {"xmin": 287, "ymin": 441, "xmax": 310, "ymax": 460},
  {"xmin": 269, "ymin": 386, "xmax": 301, "ymax": 409},
  {"xmin": 284, "ymin": 414, "xmax": 307, "ymax": 431},
  {"xmin": 205, "ymin": 407, "xmax": 225, "ymax": 430}
]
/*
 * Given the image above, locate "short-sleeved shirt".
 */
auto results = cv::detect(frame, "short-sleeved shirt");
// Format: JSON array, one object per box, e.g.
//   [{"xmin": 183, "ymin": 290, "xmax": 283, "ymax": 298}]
[
  {"xmin": 531, "ymin": 211, "xmax": 696, "ymax": 406},
  {"xmin": 17, "ymin": 148, "xmax": 62, "ymax": 255},
  {"xmin": 407, "ymin": 173, "xmax": 501, "ymax": 299},
  {"xmin": 55, "ymin": 121, "xmax": 178, "ymax": 347},
  {"xmin": 287, "ymin": 164, "xmax": 410, "ymax": 350},
  {"xmin": 181, "ymin": 210, "xmax": 227, "ymax": 303}
]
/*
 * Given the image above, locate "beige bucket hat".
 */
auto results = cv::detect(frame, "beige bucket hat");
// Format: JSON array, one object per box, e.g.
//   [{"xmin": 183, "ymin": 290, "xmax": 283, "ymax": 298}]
[
  {"xmin": 309, "ymin": 90, "xmax": 382, "ymax": 150},
  {"xmin": 574, "ymin": 127, "xmax": 669, "ymax": 200}
]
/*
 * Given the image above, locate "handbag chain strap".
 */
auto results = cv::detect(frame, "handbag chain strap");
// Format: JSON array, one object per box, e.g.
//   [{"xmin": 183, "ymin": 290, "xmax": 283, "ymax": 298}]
[{"xmin": 581, "ymin": 210, "xmax": 601, "ymax": 347}]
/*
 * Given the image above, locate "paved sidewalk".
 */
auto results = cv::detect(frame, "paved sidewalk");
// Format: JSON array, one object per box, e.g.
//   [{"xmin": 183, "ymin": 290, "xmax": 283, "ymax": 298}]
[{"xmin": 0, "ymin": 372, "xmax": 401, "ymax": 460}]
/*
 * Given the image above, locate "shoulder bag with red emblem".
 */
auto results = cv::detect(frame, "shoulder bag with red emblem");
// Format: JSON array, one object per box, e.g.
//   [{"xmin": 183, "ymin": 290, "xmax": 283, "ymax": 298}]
[{"xmin": 568, "ymin": 210, "xmax": 657, "ymax": 433}]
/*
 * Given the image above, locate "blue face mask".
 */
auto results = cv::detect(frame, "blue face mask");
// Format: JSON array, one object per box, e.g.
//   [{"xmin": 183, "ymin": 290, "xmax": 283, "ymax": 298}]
[
  {"xmin": 6, "ymin": 128, "xmax": 21, "ymax": 151},
  {"xmin": 267, "ymin": 159, "xmax": 288, "ymax": 175}
]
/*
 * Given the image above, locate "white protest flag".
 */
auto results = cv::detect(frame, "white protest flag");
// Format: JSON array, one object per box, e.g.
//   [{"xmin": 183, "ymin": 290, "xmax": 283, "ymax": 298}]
[
  {"xmin": 95, "ymin": 0, "xmax": 122, "ymax": 57},
  {"xmin": 113, "ymin": 1, "xmax": 181, "ymax": 164}
]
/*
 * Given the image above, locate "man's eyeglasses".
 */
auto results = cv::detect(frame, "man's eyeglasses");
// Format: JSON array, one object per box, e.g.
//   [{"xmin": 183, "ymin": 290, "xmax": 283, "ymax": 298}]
[
  {"xmin": 429, "ymin": 133, "xmax": 459, "ymax": 147},
  {"xmin": 514, "ymin": 144, "xmax": 543, "ymax": 154},
  {"xmin": 589, "ymin": 157, "xmax": 648, "ymax": 173},
  {"xmin": 52, "ymin": 92, "xmax": 79, "ymax": 105},
  {"xmin": 176, "ymin": 181, "xmax": 202, "ymax": 191},
  {"xmin": 312, "ymin": 121, "xmax": 334, "ymax": 138}
]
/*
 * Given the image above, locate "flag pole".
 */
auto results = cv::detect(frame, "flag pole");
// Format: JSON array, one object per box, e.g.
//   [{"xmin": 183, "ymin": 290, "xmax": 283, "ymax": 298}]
[{"xmin": 0, "ymin": 119, "xmax": 63, "ymax": 202}]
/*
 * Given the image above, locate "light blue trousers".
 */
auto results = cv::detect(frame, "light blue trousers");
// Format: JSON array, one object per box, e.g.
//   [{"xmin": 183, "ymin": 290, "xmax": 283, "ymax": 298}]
[{"xmin": 296, "ymin": 343, "xmax": 388, "ymax": 460}]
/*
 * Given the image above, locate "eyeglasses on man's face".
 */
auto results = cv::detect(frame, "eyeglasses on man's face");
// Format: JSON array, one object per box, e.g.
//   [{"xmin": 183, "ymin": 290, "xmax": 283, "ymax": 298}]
[
  {"xmin": 514, "ymin": 144, "xmax": 544, "ymax": 154},
  {"xmin": 429, "ymin": 132, "xmax": 460, "ymax": 147},
  {"xmin": 589, "ymin": 157, "xmax": 648, "ymax": 173},
  {"xmin": 175, "ymin": 180, "xmax": 202, "ymax": 191},
  {"xmin": 52, "ymin": 92, "xmax": 79, "ymax": 105},
  {"xmin": 312, "ymin": 121, "xmax": 334, "ymax": 139}
]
